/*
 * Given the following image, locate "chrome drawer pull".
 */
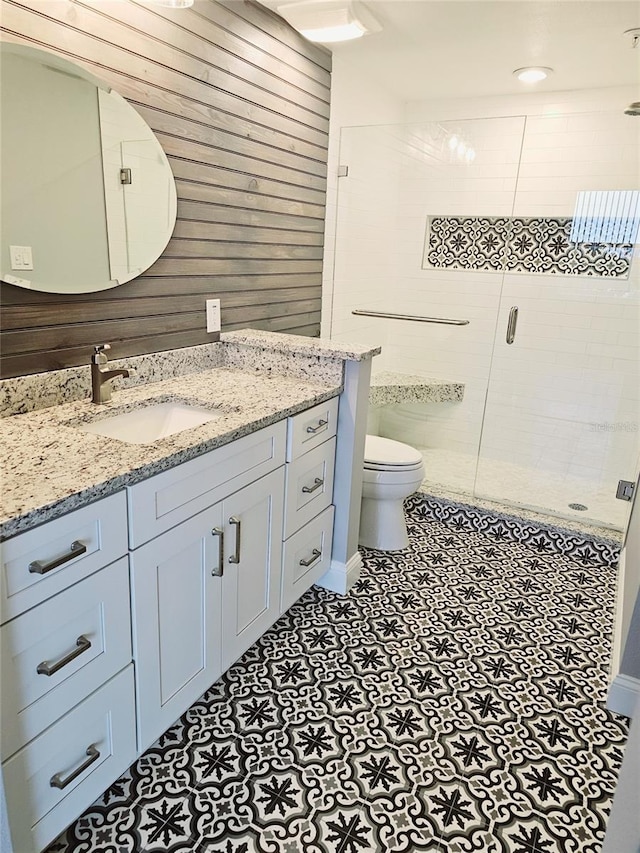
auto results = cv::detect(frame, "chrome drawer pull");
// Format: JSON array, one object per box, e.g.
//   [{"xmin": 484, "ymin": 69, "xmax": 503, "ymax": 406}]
[
  {"xmin": 50, "ymin": 744, "xmax": 100, "ymax": 790},
  {"xmin": 299, "ymin": 548, "xmax": 321, "ymax": 567},
  {"xmin": 29, "ymin": 540, "xmax": 87, "ymax": 575},
  {"xmin": 211, "ymin": 527, "xmax": 224, "ymax": 576},
  {"xmin": 302, "ymin": 477, "xmax": 324, "ymax": 494},
  {"xmin": 229, "ymin": 516, "xmax": 241, "ymax": 564},
  {"xmin": 306, "ymin": 419, "xmax": 328, "ymax": 434},
  {"xmin": 37, "ymin": 635, "xmax": 92, "ymax": 677}
]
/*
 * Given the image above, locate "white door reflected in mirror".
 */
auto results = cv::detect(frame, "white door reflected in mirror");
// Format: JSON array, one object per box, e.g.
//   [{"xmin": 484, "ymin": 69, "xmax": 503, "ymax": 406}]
[{"xmin": 0, "ymin": 42, "xmax": 177, "ymax": 294}]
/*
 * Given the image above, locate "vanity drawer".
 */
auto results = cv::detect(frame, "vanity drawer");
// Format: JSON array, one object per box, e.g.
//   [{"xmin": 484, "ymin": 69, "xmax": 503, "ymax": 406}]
[
  {"xmin": 0, "ymin": 492, "xmax": 128, "ymax": 624},
  {"xmin": 281, "ymin": 505, "xmax": 334, "ymax": 613},
  {"xmin": 286, "ymin": 397, "xmax": 338, "ymax": 461},
  {"xmin": 3, "ymin": 664, "xmax": 136, "ymax": 853},
  {"xmin": 127, "ymin": 420, "xmax": 286, "ymax": 548},
  {"xmin": 284, "ymin": 437, "xmax": 336, "ymax": 539},
  {"xmin": 1, "ymin": 557, "xmax": 131, "ymax": 761}
]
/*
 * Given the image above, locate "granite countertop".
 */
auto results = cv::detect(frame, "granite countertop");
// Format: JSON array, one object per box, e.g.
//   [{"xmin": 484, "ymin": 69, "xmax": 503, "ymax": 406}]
[
  {"xmin": 221, "ymin": 330, "xmax": 381, "ymax": 362},
  {"xmin": 0, "ymin": 367, "xmax": 342, "ymax": 540},
  {"xmin": 369, "ymin": 371, "xmax": 465, "ymax": 406}
]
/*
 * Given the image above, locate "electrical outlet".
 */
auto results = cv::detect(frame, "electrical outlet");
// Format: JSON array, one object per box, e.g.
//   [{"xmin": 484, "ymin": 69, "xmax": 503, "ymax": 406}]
[{"xmin": 206, "ymin": 298, "xmax": 221, "ymax": 333}]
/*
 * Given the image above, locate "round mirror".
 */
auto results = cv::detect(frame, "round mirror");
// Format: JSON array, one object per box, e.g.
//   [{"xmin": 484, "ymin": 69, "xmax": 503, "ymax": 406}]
[{"xmin": 0, "ymin": 42, "xmax": 177, "ymax": 294}]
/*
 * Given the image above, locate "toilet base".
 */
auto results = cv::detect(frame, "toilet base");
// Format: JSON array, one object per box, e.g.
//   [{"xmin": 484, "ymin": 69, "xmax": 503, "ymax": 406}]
[{"xmin": 359, "ymin": 495, "xmax": 411, "ymax": 551}]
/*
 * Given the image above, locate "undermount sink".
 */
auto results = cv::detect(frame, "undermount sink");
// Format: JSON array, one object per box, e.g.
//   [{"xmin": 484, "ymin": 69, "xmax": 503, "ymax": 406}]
[{"xmin": 78, "ymin": 402, "xmax": 222, "ymax": 444}]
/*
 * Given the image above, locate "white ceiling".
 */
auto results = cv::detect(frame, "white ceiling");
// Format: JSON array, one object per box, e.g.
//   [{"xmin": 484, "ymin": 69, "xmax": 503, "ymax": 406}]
[{"xmin": 262, "ymin": 1, "xmax": 640, "ymax": 101}]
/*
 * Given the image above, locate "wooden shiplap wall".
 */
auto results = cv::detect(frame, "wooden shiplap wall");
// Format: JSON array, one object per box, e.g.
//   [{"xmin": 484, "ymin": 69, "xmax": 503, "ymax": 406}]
[{"xmin": 0, "ymin": 0, "xmax": 331, "ymax": 378}]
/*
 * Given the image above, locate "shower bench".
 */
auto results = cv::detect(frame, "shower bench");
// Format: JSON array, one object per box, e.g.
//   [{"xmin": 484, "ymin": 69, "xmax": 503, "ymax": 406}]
[{"xmin": 369, "ymin": 371, "xmax": 465, "ymax": 406}]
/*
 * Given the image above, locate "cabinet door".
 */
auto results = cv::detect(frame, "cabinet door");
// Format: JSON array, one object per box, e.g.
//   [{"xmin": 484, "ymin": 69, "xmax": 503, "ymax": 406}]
[
  {"xmin": 221, "ymin": 467, "xmax": 284, "ymax": 671},
  {"xmin": 130, "ymin": 505, "xmax": 224, "ymax": 752}
]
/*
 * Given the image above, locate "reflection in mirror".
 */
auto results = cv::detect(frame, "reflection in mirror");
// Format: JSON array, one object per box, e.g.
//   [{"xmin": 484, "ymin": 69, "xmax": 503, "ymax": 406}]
[{"xmin": 0, "ymin": 42, "xmax": 177, "ymax": 294}]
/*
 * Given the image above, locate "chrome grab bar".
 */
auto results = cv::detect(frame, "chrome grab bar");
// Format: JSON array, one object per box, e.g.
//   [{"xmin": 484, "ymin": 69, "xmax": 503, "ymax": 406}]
[
  {"xmin": 229, "ymin": 517, "xmax": 241, "ymax": 564},
  {"xmin": 352, "ymin": 310, "xmax": 469, "ymax": 326},
  {"xmin": 506, "ymin": 306, "xmax": 519, "ymax": 344},
  {"xmin": 37, "ymin": 635, "xmax": 92, "ymax": 677},
  {"xmin": 29, "ymin": 540, "xmax": 87, "ymax": 574}
]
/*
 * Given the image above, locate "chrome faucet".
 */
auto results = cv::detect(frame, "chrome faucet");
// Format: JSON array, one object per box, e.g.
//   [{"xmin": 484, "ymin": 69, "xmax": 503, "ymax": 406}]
[{"xmin": 91, "ymin": 344, "xmax": 131, "ymax": 404}]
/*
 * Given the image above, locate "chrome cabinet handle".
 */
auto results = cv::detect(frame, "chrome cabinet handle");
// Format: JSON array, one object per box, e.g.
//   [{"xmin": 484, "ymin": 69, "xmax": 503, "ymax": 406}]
[
  {"xmin": 229, "ymin": 516, "xmax": 241, "ymax": 564},
  {"xmin": 299, "ymin": 548, "xmax": 321, "ymax": 568},
  {"xmin": 37, "ymin": 635, "xmax": 92, "ymax": 677},
  {"xmin": 50, "ymin": 744, "xmax": 100, "ymax": 789},
  {"xmin": 506, "ymin": 306, "xmax": 519, "ymax": 345},
  {"xmin": 211, "ymin": 527, "xmax": 224, "ymax": 576},
  {"xmin": 306, "ymin": 419, "xmax": 328, "ymax": 434},
  {"xmin": 302, "ymin": 477, "xmax": 324, "ymax": 494},
  {"xmin": 29, "ymin": 540, "xmax": 87, "ymax": 575}
]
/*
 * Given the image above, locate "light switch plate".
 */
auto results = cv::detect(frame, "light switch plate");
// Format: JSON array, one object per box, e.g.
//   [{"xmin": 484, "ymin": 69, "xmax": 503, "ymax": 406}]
[
  {"xmin": 206, "ymin": 298, "xmax": 221, "ymax": 333},
  {"xmin": 10, "ymin": 245, "xmax": 33, "ymax": 270}
]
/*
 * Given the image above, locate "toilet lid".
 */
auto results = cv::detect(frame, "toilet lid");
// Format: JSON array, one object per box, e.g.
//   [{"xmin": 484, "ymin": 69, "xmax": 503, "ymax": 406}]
[{"xmin": 364, "ymin": 435, "xmax": 423, "ymax": 467}]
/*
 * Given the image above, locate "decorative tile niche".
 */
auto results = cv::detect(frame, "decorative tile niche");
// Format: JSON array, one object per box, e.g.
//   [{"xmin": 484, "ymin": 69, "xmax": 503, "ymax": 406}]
[{"xmin": 423, "ymin": 215, "xmax": 634, "ymax": 277}]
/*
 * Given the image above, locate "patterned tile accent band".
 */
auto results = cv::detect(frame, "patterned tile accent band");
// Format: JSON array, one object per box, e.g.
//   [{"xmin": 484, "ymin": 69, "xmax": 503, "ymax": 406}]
[{"xmin": 423, "ymin": 215, "xmax": 634, "ymax": 277}]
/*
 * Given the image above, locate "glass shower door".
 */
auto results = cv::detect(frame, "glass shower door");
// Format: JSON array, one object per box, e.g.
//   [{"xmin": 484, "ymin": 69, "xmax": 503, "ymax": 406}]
[
  {"xmin": 333, "ymin": 117, "xmax": 525, "ymax": 497},
  {"xmin": 474, "ymin": 112, "xmax": 640, "ymax": 530}
]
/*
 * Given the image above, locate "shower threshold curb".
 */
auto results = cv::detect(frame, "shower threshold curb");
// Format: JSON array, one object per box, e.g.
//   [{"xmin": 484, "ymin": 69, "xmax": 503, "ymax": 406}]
[
  {"xmin": 407, "ymin": 491, "xmax": 621, "ymax": 569},
  {"xmin": 417, "ymin": 483, "xmax": 623, "ymax": 544}
]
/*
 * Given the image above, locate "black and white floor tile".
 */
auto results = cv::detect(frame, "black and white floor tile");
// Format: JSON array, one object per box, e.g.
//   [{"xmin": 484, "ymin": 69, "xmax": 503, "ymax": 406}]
[{"xmin": 46, "ymin": 497, "xmax": 628, "ymax": 853}]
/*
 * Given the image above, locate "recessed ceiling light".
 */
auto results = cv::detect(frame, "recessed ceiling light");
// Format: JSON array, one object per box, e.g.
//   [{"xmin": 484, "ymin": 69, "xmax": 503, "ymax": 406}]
[{"xmin": 513, "ymin": 66, "xmax": 553, "ymax": 84}]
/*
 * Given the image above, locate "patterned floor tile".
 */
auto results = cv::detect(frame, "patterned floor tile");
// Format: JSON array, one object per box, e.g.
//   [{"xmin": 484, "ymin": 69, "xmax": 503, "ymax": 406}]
[
  {"xmin": 47, "ymin": 803, "xmax": 140, "ymax": 853},
  {"xmin": 136, "ymin": 794, "xmax": 200, "ymax": 852},
  {"xmin": 44, "ymin": 497, "xmax": 628, "ymax": 853}
]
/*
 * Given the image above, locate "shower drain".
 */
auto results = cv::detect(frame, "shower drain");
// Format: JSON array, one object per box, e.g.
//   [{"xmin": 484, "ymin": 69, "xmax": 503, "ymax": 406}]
[{"xmin": 568, "ymin": 503, "xmax": 589, "ymax": 511}]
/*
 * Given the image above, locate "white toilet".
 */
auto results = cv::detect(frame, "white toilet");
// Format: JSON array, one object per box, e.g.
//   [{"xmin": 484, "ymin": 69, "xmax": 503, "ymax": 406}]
[{"xmin": 359, "ymin": 434, "xmax": 425, "ymax": 551}]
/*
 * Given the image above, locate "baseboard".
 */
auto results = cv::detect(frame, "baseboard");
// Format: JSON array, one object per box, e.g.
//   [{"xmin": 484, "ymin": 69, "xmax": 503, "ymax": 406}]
[
  {"xmin": 607, "ymin": 673, "xmax": 640, "ymax": 719},
  {"xmin": 316, "ymin": 551, "xmax": 363, "ymax": 595}
]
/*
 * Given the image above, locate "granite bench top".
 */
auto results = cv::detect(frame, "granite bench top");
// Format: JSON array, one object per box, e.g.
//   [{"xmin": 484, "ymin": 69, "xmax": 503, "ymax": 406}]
[{"xmin": 369, "ymin": 371, "xmax": 464, "ymax": 406}]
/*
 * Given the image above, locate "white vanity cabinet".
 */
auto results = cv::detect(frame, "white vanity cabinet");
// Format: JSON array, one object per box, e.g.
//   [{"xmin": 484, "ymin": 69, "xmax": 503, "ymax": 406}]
[
  {"xmin": 1, "ymin": 395, "xmax": 343, "ymax": 852},
  {"xmin": 0, "ymin": 492, "xmax": 136, "ymax": 853},
  {"xmin": 280, "ymin": 399, "xmax": 338, "ymax": 613},
  {"xmin": 127, "ymin": 422, "xmax": 286, "ymax": 751}
]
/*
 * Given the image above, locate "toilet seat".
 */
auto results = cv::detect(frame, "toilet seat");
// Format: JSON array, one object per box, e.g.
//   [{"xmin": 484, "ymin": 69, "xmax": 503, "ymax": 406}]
[{"xmin": 364, "ymin": 435, "xmax": 423, "ymax": 471}]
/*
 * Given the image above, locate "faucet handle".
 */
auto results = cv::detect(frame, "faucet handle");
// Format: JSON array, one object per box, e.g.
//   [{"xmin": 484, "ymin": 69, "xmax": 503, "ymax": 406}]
[{"xmin": 92, "ymin": 343, "xmax": 111, "ymax": 366}]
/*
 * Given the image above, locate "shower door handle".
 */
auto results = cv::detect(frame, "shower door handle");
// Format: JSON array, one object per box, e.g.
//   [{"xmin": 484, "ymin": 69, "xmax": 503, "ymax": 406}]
[{"xmin": 506, "ymin": 306, "xmax": 519, "ymax": 344}]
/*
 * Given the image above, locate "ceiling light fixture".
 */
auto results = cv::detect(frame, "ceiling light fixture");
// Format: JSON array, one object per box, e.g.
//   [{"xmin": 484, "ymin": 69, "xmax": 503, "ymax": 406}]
[
  {"xmin": 276, "ymin": 0, "xmax": 381, "ymax": 43},
  {"xmin": 513, "ymin": 66, "xmax": 553, "ymax": 84}
]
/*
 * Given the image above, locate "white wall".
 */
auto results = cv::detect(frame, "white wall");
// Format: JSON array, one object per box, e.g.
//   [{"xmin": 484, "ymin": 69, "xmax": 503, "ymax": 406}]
[{"xmin": 404, "ymin": 86, "xmax": 639, "ymax": 123}]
